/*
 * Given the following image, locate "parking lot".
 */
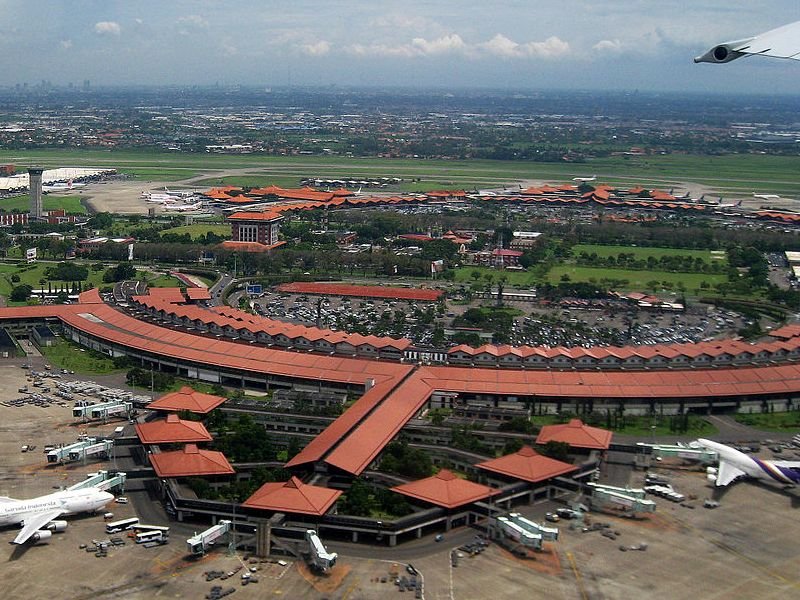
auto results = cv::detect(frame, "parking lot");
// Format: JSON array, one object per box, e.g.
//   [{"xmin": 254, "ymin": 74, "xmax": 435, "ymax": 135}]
[{"xmin": 239, "ymin": 287, "xmax": 751, "ymax": 349}]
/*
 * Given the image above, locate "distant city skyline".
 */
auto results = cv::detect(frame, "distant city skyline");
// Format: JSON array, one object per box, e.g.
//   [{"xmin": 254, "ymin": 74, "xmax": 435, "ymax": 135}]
[{"xmin": 3, "ymin": 1, "xmax": 800, "ymax": 93}]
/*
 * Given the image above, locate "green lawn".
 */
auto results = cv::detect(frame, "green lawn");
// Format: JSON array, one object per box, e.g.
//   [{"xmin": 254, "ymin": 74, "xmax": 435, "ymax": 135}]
[
  {"xmin": 161, "ymin": 224, "xmax": 230, "ymax": 239},
  {"xmin": 533, "ymin": 414, "xmax": 716, "ymax": 437},
  {"xmin": 38, "ymin": 340, "xmax": 125, "ymax": 375},
  {"xmin": 0, "ymin": 262, "xmax": 110, "ymax": 298},
  {"xmin": 192, "ymin": 176, "xmax": 303, "ymax": 189},
  {"xmin": 546, "ymin": 265, "xmax": 728, "ymax": 293},
  {"xmin": 572, "ymin": 244, "xmax": 726, "ymax": 263},
  {"xmin": 733, "ymin": 411, "xmax": 800, "ymax": 432},
  {"xmin": 147, "ymin": 274, "xmax": 183, "ymax": 288},
  {"xmin": 454, "ymin": 266, "xmax": 537, "ymax": 287},
  {"xmin": 0, "ymin": 194, "xmax": 87, "ymax": 214}
]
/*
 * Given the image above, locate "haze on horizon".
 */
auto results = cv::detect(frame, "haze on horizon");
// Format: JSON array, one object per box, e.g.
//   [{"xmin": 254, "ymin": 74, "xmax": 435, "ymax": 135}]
[{"xmin": 4, "ymin": 1, "xmax": 800, "ymax": 94}]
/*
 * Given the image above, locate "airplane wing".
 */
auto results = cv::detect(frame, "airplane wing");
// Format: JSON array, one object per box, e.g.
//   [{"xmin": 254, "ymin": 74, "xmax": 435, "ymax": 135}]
[
  {"xmin": 13, "ymin": 509, "xmax": 63, "ymax": 544},
  {"xmin": 715, "ymin": 460, "xmax": 747, "ymax": 487},
  {"xmin": 695, "ymin": 20, "xmax": 800, "ymax": 64}
]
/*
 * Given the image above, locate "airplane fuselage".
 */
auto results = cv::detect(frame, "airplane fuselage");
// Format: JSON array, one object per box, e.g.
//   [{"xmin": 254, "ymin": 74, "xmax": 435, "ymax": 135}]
[
  {"xmin": 0, "ymin": 489, "xmax": 112, "ymax": 527},
  {"xmin": 698, "ymin": 438, "xmax": 800, "ymax": 486}
]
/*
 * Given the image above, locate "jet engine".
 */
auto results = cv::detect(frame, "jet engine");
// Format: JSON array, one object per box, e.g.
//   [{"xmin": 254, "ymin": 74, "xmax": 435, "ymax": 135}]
[
  {"xmin": 31, "ymin": 530, "xmax": 52, "ymax": 542},
  {"xmin": 694, "ymin": 39, "xmax": 752, "ymax": 64},
  {"xmin": 47, "ymin": 520, "xmax": 68, "ymax": 532},
  {"xmin": 706, "ymin": 466, "xmax": 718, "ymax": 482}
]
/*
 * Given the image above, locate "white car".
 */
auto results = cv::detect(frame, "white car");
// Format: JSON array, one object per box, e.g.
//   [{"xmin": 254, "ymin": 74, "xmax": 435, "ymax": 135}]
[{"xmin": 115, "ymin": 497, "xmax": 129, "ymax": 504}]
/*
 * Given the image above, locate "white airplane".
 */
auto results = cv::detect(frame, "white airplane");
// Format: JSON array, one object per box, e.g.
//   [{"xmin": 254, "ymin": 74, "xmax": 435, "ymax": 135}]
[
  {"xmin": 165, "ymin": 201, "xmax": 203, "ymax": 212},
  {"xmin": 42, "ymin": 179, "xmax": 85, "ymax": 193},
  {"xmin": 696, "ymin": 438, "xmax": 800, "ymax": 487},
  {"xmin": 163, "ymin": 187, "xmax": 197, "ymax": 199},
  {"xmin": 572, "ymin": 175, "xmax": 596, "ymax": 183},
  {"xmin": 695, "ymin": 20, "xmax": 800, "ymax": 64},
  {"xmin": 0, "ymin": 488, "xmax": 113, "ymax": 544},
  {"xmin": 142, "ymin": 193, "xmax": 181, "ymax": 204},
  {"xmin": 753, "ymin": 192, "xmax": 781, "ymax": 200}
]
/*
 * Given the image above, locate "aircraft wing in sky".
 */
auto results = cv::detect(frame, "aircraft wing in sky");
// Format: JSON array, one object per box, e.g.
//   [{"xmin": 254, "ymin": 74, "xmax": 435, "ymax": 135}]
[
  {"xmin": 695, "ymin": 20, "xmax": 800, "ymax": 64},
  {"xmin": 13, "ymin": 509, "xmax": 63, "ymax": 544}
]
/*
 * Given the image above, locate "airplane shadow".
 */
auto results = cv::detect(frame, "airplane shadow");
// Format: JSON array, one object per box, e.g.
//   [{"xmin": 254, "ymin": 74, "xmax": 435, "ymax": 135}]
[
  {"xmin": 711, "ymin": 480, "xmax": 800, "ymax": 508},
  {"xmin": 7, "ymin": 543, "xmax": 31, "ymax": 561}
]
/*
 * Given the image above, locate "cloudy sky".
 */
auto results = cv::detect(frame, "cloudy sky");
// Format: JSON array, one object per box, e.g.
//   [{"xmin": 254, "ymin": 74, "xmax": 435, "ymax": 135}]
[{"xmin": 4, "ymin": 0, "xmax": 800, "ymax": 93}]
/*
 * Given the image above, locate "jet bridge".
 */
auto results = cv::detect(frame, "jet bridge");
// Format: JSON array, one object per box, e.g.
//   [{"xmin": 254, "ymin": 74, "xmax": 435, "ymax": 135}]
[
  {"xmin": 67, "ymin": 470, "xmax": 127, "ymax": 493},
  {"xmin": 187, "ymin": 520, "xmax": 232, "ymax": 555},
  {"xmin": 47, "ymin": 438, "xmax": 97, "ymax": 463},
  {"xmin": 495, "ymin": 516, "xmax": 542, "ymax": 550},
  {"xmin": 508, "ymin": 513, "xmax": 559, "ymax": 541},
  {"xmin": 306, "ymin": 529, "xmax": 337, "ymax": 572},
  {"xmin": 68, "ymin": 439, "xmax": 114, "ymax": 462},
  {"xmin": 637, "ymin": 442, "xmax": 718, "ymax": 465},
  {"xmin": 587, "ymin": 482, "xmax": 656, "ymax": 514}
]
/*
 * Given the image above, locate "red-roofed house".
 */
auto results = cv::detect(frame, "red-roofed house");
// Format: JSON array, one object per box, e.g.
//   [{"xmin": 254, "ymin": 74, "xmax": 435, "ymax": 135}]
[
  {"xmin": 535, "ymin": 419, "xmax": 612, "ymax": 450},
  {"xmin": 476, "ymin": 446, "xmax": 577, "ymax": 483},
  {"xmin": 135, "ymin": 413, "xmax": 213, "ymax": 445},
  {"xmin": 146, "ymin": 386, "xmax": 227, "ymax": 414},
  {"xmin": 149, "ymin": 444, "xmax": 235, "ymax": 477},
  {"xmin": 242, "ymin": 476, "xmax": 341, "ymax": 516},
  {"xmin": 391, "ymin": 469, "xmax": 494, "ymax": 509}
]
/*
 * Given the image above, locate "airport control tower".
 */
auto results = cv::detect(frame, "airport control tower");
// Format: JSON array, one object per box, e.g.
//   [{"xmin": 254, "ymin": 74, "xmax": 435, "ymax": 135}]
[{"xmin": 28, "ymin": 166, "xmax": 44, "ymax": 219}]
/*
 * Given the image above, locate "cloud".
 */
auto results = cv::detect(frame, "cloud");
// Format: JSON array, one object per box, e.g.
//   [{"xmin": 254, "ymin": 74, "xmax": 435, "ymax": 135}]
[
  {"xmin": 299, "ymin": 40, "xmax": 330, "ymax": 57},
  {"xmin": 60, "ymin": 39, "xmax": 73, "ymax": 50},
  {"xmin": 177, "ymin": 15, "xmax": 208, "ymax": 28},
  {"xmin": 94, "ymin": 21, "xmax": 121, "ymax": 36},
  {"xmin": 593, "ymin": 39, "xmax": 623, "ymax": 53},
  {"xmin": 479, "ymin": 34, "xmax": 570, "ymax": 58},
  {"xmin": 347, "ymin": 33, "xmax": 569, "ymax": 60}
]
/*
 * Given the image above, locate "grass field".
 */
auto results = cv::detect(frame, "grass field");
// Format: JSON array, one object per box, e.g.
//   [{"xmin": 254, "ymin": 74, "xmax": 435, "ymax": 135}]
[
  {"xmin": 1, "ymin": 149, "xmax": 800, "ymax": 195},
  {"xmin": 0, "ymin": 194, "xmax": 87, "ymax": 214},
  {"xmin": 38, "ymin": 340, "xmax": 125, "ymax": 375},
  {"xmin": 733, "ymin": 411, "xmax": 800, "ymax": 432},
  {"xmin": 572, "ymin": 244, "xmax": 726, "ymax": 263},
  {"xmin": 454, "ymin": 266, "xmax": 537, "ymax": 287},
  {"xmin": 147, "ymin": 274, "xmax": 183, "ymax": 287},
  {"xmin": 192, "ymin": 175, "xmax": 303, "ymax": 189},
  {"xmin": 546, "ymin": 265, "xmax": 727, "ymax": 292},
  {"xmin": 0, "ymin": 263, "xmax": 110, "ymax": 298}
]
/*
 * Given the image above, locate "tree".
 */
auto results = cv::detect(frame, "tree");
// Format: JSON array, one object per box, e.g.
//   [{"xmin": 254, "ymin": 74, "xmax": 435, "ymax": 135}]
[
  {"xmin": 103, "ymin": 262, "xmax": 137, "ymax": 283},
  {"xmin": 9, "ymin": 284, "xmax": 33, "ymax": 302},
  {"xmin": 88, "ymin": 212, "xmax": 113, "ymax": 230}
]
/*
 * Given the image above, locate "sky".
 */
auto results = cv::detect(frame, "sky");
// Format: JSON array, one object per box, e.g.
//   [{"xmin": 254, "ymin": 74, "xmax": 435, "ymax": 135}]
[{"xmin": 3, "ymin": 0, "xmax": 800, "ymax": 93}]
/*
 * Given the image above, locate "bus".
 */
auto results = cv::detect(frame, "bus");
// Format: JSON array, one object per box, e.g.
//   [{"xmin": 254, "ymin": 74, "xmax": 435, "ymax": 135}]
[
  {"xmin": 106, "ymin": 517, "xmax": 139, "ymax": 534},
  {"xmin": 134, "ymin": 524, "xmax": 170, "ymax": 534},
  {"xmin": 135, "ymin": 530, "xmax": 168, "ymax": 544}
]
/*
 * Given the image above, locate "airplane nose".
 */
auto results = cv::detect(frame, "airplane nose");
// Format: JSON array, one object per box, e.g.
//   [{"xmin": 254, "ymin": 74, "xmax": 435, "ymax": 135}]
[{"xmin": 101, "ymin": 492, "xmax": 114, "ymax": 503}]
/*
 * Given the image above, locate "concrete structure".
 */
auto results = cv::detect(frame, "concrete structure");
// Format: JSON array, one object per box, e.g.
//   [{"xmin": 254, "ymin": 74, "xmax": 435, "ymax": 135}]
[
  {"xmin": 28, "ymin": 166, "xmax": 44, "ymax": 219},
  {"xmin": 228, "ymin": 211, "xmax": 283, "ymax": 246}
]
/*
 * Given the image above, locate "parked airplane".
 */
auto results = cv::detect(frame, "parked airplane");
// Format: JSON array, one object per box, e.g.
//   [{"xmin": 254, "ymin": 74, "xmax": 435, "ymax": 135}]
[
  {"xmin": 753, "ymin": 192, "xmax": 781, "ymax": 200},
  {"xmin": 695, "ymin": 20, "xmax": 800, "ymax": 64},
  {"xmin": 42, "ymin": 179, "xmax": 85, "ymax": 193},
  {"xmin": 165, "ymin": 201, "xmax": 203, "ymax": 212},
  {"xmin": 696, "ymin": 438, "xmax": 800, "ymax": 487},
  {"xmin": 0, "ymin": 488, "xmax": 113, "ymax": 544},
  {"xmin": 572, "ymin": 175, "xmax": 596, "ymax": 183}
]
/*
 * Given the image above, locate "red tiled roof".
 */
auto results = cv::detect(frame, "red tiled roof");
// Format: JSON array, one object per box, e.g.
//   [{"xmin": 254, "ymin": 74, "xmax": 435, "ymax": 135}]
[
  {"xmin": 227, "ymin": 211, "xmax": 283, "ymax": 221},
  {"xmin": 186, "ymin": 287, "xmax": 211, "ymax": 301},
  {"xmin": 218, "ymin": 241, "xmax": 286, "ymax": 252},
  {"xmin": 476, "ymin": 446, "xmax": 577, "ymax": 483},
  {"xmin": 78, "ymin": 289, "xmax": 103, "ymax": 304},
  {"xmin": 135, "ymin": 413, "xmax": 213, "ymax": 445},
  {"xmin": 147, "ymin": 287, "xmax": 186, "ymax": 304},
  {"xmin": 276, "ymin": 282, "xmax": 444, "ymax": 302},
  {"xmin": 535, "ymin": 419, "xmax": 613, "ymax": 450},
  {"xmin": 149, "ymin": 444, "xmax": 235, "ymax": 477},
  {"xmin": 391, "ymin": 469, "xmax": 494, "ymax": 509},
  {"xmin": 242, "ymin": 476, "xmax": 341, "ymax": 516},
  {"xmin": 147, "ymin": 386, "xmax": 227, "ymax": 414}
]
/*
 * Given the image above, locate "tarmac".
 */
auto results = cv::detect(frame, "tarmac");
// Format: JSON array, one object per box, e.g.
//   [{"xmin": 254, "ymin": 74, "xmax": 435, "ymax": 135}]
[{"xmin": 2, "ymin": 360, "xmax": 800, "ymax": 599}]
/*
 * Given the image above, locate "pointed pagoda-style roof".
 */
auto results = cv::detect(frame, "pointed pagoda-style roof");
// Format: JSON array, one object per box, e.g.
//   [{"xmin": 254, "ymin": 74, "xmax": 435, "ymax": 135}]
[
  {"xmin": 146, "ymin": 386, "xmax": 227, "ymax": 414},
  {"xmin": 535, "ymin": 419, "xmax": 613, "ymax": 450},
  {"xmin": 390, "ymin": 469, "xmax": 495, "ymax": 509},
  {"xmin": 148, "ymin": 444, "xmax": 234, "ymax": 477},
  {"xmin": 242, "ymin": 476, "xmax": 342, "ymax": 516},
  {"xmin": 476, "ymin": 446, "xmax": 577, "ymax": 483},
  {"xmin": 135, "ymin": 413, "xmax": 213, "ymax": 445}
]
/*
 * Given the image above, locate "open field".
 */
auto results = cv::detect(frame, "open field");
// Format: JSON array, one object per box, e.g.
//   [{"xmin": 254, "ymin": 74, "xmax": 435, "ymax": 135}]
[
  {"xmin": 454, "ymin": 266, "xmax": 537, "ymax": 286},
  {"xmin": 546, "ymin": 265, "xmax": 728, "ymax": 292},
  {"xmin": 3, "ymin": 149, "xmax": 800, "ymax": 197},
  {"xmin": 0, "ymin": 194, "xmax": 88, "ymax": 214},
  {"xmin": 38, "ymin": 340, "xmax": 125, "ymax": 374},
  {"xmin": 734, "ymin": 411, "xmax": 800, "ymax": 432},
  {"xmin": 572, "ymin": 244, "xmax": 726, "ymax": 263}
]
